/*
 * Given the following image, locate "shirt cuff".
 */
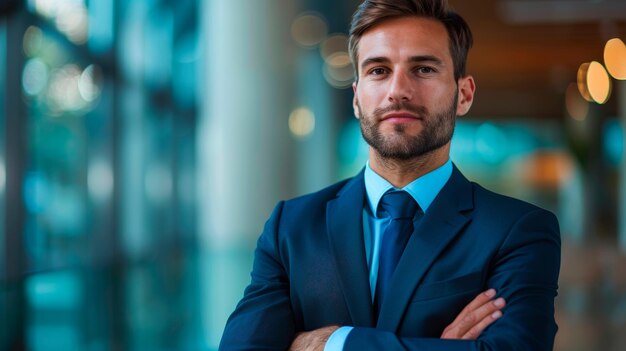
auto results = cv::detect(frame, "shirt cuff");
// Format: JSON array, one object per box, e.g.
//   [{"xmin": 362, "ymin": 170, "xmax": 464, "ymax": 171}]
[{"xmin": 324, "ymin": 326, "xmax": 353, "ymax": 351}]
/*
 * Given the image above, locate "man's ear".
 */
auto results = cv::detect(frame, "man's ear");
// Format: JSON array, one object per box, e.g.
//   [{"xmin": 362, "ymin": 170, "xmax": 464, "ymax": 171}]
[
  {"xmin": 352, "ymin": 81, "xmax": 360, "ymax": 119},
  {"xmin": 456, "ymin": 75, "xmax": 476, "ymax": 117}
]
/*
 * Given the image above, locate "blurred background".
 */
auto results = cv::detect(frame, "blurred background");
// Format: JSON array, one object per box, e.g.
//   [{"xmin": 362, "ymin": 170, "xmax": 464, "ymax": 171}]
[{"xmin": 0, "ymin": 0, "xmax": 625, "ymax": 350}]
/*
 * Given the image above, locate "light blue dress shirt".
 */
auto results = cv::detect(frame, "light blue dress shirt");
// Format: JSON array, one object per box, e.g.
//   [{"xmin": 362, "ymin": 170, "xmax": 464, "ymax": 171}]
[{"xmin": 324, "ymin": 159, "xmax": 453, "ymax": 351}]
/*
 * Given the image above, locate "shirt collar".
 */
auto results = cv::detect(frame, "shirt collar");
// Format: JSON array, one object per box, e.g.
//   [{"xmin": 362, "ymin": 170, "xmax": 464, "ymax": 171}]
[{"xmin": 364, "ymin": 159, "xmax": 453, "ymax": 217}]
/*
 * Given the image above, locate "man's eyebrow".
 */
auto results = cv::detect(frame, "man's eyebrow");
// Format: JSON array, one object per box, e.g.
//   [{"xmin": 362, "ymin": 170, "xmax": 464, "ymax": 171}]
[
  {"xmin": 360, "ymin": 57, "xmax": 390, "ymax": 71},
  {"xmin": 408, "ymin": 55, "xmax": 444, "ymax": 66},
  {"xmin": 360, "ymin": 55, "xmax": 445, "ymax": 71}
]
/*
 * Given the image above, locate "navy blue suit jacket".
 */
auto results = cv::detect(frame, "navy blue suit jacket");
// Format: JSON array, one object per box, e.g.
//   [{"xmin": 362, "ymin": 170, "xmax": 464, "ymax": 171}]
[{"xmin": 220, "ymin": 166, "xmax": 561, "ymax": 350}]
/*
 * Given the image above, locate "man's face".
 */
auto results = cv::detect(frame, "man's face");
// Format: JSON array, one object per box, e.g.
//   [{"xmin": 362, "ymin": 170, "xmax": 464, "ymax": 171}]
[{"xmin": 353, "ymin": 16, "xmax": 474, "ymax": 160}]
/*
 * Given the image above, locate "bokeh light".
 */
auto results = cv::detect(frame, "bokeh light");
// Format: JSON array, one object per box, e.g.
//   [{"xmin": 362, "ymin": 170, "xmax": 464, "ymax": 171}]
[
  {"xmin": 47, "ymin": 64, "xmax": 87, "ymax": 113},
  {"xmin": 323, "ymin": 64, "xmax": 353, "ymax": 89},
  {"xmin": 22, "ymin": 58, "xmax": 49, "ymax": 96},
  {"xmin": 30, "ymin": 0, "xmax": 56, "ymax": 19},
  {"xmin": 320, "ymin": 34, "xmax": 349, "ymax": 60},
  {"xmin": 320, "ymin": 34, "xmax": 353, "ymax": 88},
  {"xmin": 604, "ymin": 38, "xmax": 626, "ymax": 80},
  {"xmin": 565, "ymin": 82, "xmax": 589, "ymax": 121},
  {"xmin": 30, "ymin": 0, "xmax": 89, "ymax": 44},
  {"xmin": 54, "ymin": 1, "xmax": 88, "ymax": 44},
  {"xmin": 475, "ymin": 123, "xmax": 508, "ymax": 164},
  {"xmin": 26, "ymin": 271, "xmax": 82, "ymax": 309},
  {"xmin": 78, "ymin": 64, "xmax": 101, "ymax": 102},
  {"xmin": 586, "ymin": 61, "xmax": 611, "ymax": 104},
  {"xmin": 291, "ymin": 13, "xmax": 328, "ymax": 48},
  {"xmin": 23, "ymin": 26, "xmax": 43, "ymax": 57},
  {"xmin": 326, "ymin": 52, "xmax": 351, "ymax": 68},
  {"xmin": 289, "ymin": 107, "xmax": 315, "ymax": 138},
  {"xmin": 576, "ymin": 63, "xmax": 593, "ymax": 102},
  {"xmin": 521, "ymin": 151, "xmax": 573, "ymax": 188},
  {"xmin": 88, "ymin": 159, "xmax": 113, "ymax": 202}
]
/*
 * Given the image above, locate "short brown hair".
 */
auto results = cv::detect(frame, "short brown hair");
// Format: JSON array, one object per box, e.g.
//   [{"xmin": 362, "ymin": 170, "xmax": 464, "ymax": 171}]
[{"xmin": 349, "ymin": 0, "xmax": 473, "ymax": 81}]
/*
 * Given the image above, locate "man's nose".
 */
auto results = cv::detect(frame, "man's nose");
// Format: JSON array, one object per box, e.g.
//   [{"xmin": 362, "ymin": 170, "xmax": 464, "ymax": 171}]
[{"xmin": 387, "ymin": 71, "xmax": 413, "ymax": 102}]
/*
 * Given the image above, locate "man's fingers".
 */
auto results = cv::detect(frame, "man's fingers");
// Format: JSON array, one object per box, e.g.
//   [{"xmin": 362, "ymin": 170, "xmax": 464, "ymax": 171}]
[
  {"xmin": 441, "ymin": 291, "xmax": 506, "ymax": 340},
  {"xmin": 457, "ymin": 297, "xmax": 505, "ymax": 330},
  {"xmin": 454, "ymin": 297, "xmax": 506, "ymax": 337},
  {"xmin": 449, "ymin": 289, "xmax": 496, "ymax": 326},
  {"xmin": 462, "ymin": 309, "xmax": 503, "ymax": 340}
]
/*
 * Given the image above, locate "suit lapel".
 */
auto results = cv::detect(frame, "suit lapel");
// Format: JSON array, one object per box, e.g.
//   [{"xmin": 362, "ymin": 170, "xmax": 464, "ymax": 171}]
[
  {"xmin": 377, "ymin": 166, "xmax": 474, "ymax": 331},
  {"xmin": 326, "ymin": 171, "xmax": 376, "ymax": 327}
]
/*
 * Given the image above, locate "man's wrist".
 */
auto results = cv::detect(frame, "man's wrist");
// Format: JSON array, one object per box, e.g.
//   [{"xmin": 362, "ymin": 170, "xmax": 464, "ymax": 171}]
[{"xmin": 323, "ymin": 326, "xmax": 354, "ymax": 351}]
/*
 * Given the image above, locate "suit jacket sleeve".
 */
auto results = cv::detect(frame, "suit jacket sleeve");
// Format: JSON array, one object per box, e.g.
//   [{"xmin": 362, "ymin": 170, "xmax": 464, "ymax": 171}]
[
  {"xmin": 344, "ymin": 208, "xmax": 561, "ymax": 351},
  {"xmin": 219, "ymin": 201, "xmax": 296, "ymax": 351}
]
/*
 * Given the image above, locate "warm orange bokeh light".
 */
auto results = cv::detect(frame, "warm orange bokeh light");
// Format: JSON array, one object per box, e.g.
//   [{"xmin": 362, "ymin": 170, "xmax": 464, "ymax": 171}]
[
  {"xmin": 576, "ymin": 63, "xmax": 593, "ymax": 102},
  {"xmin": 586, "ymin": 61, "xmax": 611, "ymax": 104},
  {"xmin": 604, "ymin": 38, "xmax": 626, "ymax": 80}
]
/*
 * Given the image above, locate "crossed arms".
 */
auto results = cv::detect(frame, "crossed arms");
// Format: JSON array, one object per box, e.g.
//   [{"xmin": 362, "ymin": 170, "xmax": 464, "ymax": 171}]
[
  {"xmin": 291, "ymin": 289, "xmax": 507, "ymax": 350},
  {"xmin": 220, "ymin": 202, "xmax": 561, "ymax": 351}
]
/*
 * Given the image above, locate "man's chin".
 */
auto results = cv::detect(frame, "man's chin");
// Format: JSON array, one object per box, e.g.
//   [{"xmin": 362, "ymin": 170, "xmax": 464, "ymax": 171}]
[
  {"xmin": 380, "ymin": 122, "xmax": 423, "ymax": 136},
  {"xmin": 370, "ymin": 139, "xmax": 451, "ymax": 161},
  {"xmin": 371, "ymin": 143, "xmax": 420, "ymax": 160}
]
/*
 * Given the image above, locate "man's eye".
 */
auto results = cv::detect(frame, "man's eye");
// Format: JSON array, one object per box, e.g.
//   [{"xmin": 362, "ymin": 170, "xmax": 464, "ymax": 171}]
[
  {"xmin": 370, "ymin": 68, "xmax": 387, "ymax": 75},
  {"xmin": 417, "ymin": 67, "xmax": 435, "ymax": 74}
]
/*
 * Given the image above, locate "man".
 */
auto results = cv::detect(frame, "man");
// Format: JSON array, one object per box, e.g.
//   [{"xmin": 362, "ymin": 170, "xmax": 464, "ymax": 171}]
[{"xmin": 220, "ymin": 0, "xmax": 561, "ymax": 350}]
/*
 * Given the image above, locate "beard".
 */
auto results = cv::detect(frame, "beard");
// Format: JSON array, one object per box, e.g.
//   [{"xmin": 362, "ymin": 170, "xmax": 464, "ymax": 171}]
[{"xmin": 358, "ymin": 91, "xmax": 458, "ymax": 160}]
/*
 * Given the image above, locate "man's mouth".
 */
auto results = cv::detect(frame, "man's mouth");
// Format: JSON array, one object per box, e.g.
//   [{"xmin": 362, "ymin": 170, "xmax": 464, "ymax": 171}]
[{"xmin": 381, "ymin": 112, "xmax": 422, "ymax": 123}]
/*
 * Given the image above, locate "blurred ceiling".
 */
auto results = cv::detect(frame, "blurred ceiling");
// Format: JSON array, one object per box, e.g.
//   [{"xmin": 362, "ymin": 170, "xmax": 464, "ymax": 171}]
[{"xmin": 449, "ymin": 0, "xmax": 626, "ymax": 119}]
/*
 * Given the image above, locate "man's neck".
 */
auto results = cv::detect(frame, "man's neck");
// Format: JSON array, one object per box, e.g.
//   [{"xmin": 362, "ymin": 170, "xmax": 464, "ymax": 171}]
[{"xmin": 368, "ymin": 145, "xmax": 450, "ymax": 188}]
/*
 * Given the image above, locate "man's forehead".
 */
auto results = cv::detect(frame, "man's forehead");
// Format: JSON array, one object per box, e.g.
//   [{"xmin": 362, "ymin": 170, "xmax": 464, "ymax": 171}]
[
  {"xmin": 361, "ymin": 16, "xmax": 447, "ymax": 39},
  {"xmin": 357, "ymin": 17, "xmax": 451, "ymax": 63}
]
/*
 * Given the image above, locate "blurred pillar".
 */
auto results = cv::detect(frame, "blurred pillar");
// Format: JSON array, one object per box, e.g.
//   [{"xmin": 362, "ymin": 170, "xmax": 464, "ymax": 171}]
[
  {"xmin": 198, "ymin": 0, "xmax": 298, "ymax": 348},
  {"xmin": 198, "ymin": 0, "xmax": 297, "ymax": 250},
  {"xmin": 618, "ymin": 81, "xmax": 626, "ymax": 251}
]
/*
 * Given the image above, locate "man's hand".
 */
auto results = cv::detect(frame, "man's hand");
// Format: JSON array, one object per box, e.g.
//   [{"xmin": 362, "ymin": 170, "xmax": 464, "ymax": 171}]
[
  {"xmin": 288, "ymin": 289, "xmax": 503, "ymax": 349},
  {"xmin": 441, "ymin": 288, "xmax": 506, "ymax": 340},
  {"xmin": 289, "ymin": 325, "xmax": 340, "ymax": 351}
]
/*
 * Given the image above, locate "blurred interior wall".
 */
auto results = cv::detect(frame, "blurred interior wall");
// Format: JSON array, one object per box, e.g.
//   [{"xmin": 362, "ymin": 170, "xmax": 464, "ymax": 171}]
[{"xmin": 198, "ymin": 0, "xmax": 298, "ymax": 347}]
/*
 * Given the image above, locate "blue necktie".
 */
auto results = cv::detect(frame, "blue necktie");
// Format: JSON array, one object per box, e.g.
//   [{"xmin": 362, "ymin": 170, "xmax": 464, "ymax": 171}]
[{"xmin": 375, "ymin": 191, "xmax": 419, "ymax": 315}]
